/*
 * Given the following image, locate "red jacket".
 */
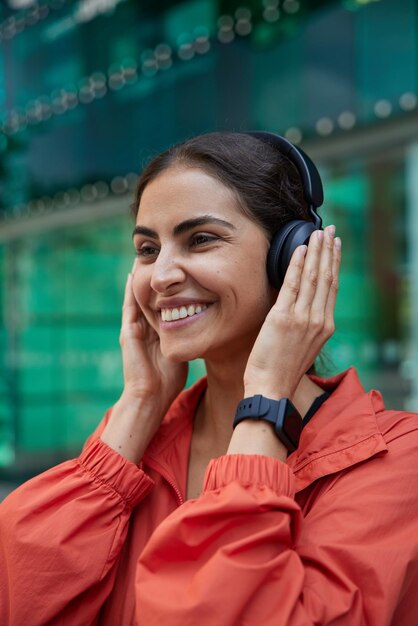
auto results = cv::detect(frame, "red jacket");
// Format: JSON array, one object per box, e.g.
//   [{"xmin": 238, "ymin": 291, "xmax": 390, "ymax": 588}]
[{"xmin": 1, "ymin": 368, "xmax": 418, "ymax": 626}]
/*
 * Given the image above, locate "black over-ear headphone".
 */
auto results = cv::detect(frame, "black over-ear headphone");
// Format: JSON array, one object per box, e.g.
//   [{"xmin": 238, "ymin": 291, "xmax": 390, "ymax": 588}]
[{"xmin": 245, "ymin": 131, "xmax": 324, "ymax": 290}]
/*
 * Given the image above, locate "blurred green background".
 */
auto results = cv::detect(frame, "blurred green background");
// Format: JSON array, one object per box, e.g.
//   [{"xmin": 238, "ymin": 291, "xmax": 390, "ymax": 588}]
[{"xmin": 1, "ymin": 0, "xmax": 417, "ymax": 481}]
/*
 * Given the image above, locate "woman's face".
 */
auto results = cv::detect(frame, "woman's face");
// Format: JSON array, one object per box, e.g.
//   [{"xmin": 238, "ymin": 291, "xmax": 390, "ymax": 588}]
[{"xmin": 132, "ymin": 166, "xmax": 276, "ymax": 362}]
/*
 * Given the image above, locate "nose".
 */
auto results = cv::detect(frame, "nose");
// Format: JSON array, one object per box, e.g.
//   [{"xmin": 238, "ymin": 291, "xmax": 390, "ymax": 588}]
[{"xmin": 150, "ymin": 246, "xmax": 187, "ymax": 294}]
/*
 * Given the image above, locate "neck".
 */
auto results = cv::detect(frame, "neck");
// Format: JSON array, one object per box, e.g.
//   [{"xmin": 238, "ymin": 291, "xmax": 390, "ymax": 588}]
[
  {"xmin": 193, "ymin": 351, "xmax": 247, "ymax": 454},
  {"xmin": 194, "ymin": 351, "xmax": 325, "ymax": 454}
]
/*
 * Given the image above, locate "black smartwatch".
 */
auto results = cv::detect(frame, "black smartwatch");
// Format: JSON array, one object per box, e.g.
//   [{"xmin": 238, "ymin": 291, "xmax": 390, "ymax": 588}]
[{"xmin": 233, "ymin": 395, "xmax": 302, "ymax": 452}]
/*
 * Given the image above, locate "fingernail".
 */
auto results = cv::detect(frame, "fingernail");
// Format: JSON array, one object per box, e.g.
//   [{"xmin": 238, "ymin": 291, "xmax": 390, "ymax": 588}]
[
  {"xmin": 326, "ymin": 225, "xmax": 336, "ymax": 238},
  {"xmin": 316, "ymin": 230, "xmax": 324, "ymax": 241},
  {"xmin": 298, "ymin": 244, "xmax": 308, "ymax": 257},
  {"xmin": 334, "ymin": 237, "xmax": 341, "ymax": 250}
]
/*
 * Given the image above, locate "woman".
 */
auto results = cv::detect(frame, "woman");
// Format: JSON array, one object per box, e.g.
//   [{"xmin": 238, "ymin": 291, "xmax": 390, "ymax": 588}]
[{"xmin": 1, "ymin": 132, "xmax": 417, "ymax": 626}]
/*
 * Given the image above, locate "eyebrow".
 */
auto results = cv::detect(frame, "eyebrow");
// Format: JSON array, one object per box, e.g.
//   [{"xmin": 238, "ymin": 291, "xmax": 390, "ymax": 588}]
[{"xmin": 132, "ymin": 215, "xmax": 236, "ymax": 239}]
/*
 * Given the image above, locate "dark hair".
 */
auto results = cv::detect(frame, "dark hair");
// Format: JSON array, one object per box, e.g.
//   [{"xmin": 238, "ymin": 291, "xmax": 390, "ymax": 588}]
[{"xmin": 133, "ymin": 132, "xmax": 311, "ymax": 239}]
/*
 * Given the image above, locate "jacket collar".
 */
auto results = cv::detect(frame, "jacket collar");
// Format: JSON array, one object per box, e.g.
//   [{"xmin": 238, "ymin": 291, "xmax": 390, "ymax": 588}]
[
  {"xmin": 145, "ymin": 368, "xmax": 388, "ymax": 494},
  {"xmin": 287, "ymin": 367, "xmax": 388, "ymax": 491}
]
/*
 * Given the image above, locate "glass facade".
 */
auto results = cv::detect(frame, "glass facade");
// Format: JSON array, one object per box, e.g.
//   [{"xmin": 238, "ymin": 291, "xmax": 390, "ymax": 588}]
[{"xmin": 1, "ymin": 0, "xmax": 417, "ymax": 477}]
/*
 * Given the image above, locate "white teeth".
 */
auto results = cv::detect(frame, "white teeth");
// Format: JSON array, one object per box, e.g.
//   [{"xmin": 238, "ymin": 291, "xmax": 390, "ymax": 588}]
[{"xmin": 160, "ymin": 303, "xmax": 208, "ymax": 322}]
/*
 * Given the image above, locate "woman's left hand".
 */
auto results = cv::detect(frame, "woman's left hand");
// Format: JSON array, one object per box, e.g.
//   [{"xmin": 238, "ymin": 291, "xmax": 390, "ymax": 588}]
[{"xmin": 243, "ymin": 225, "xmax": 341, "ymax": 401}]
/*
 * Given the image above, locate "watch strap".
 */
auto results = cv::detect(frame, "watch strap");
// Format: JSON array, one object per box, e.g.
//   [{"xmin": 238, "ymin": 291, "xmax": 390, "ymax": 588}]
[
  {"xmin": 302, "ymin": 391, "xmax": 330, "ymax": 426},
  {"xmin": 233, "ymin": 395, "xmax": 301, "ymax": 452}
]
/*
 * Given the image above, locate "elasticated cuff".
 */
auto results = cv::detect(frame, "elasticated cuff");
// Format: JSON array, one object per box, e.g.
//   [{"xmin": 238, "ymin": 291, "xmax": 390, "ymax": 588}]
[
  {"xmin": 78, "ymin": 438, "xmax": 154, "ymax": 507},
  {"xmin": 203, "ymin": 454, "xmax": 295, "ymax": 497}
]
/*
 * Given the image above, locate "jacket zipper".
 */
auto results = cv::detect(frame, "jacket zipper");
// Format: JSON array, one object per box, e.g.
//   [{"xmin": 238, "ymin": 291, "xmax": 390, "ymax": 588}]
[{"xmin": 144, "ymin": 457, "xmax": 184, "ymax": 506}]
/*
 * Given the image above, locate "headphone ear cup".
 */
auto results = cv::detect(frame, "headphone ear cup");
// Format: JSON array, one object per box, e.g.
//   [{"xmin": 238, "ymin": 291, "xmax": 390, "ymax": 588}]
[{"xmin": 267, "ymin": 221, "xmax": 318, "ymax": 289}]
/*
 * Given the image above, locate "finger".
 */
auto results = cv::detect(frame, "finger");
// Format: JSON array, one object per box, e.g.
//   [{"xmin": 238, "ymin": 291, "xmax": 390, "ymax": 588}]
[
  {"xmin": 274, "ymin": 244, "xmax": 307, "ymax": 311},
  {"xmin": 323, "ymin": 236, "xmax": 341, "ymax": 328},
  {"xmin": 308, "ymin": 225, "xmax": 336, "ymax": 319},
  {"xmin": 293, "ymin": 229, "xmax": 324, "ymax": 313},
  {"xmin": 122, "ymin": 272, "xmax": 142, "ymax": 326}
]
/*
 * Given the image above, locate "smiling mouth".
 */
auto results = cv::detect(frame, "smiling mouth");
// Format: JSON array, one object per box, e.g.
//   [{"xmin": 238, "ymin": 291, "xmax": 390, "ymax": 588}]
[{"xmin": 160, "ymin": 303, "xmax": 209, "ymax": 322}]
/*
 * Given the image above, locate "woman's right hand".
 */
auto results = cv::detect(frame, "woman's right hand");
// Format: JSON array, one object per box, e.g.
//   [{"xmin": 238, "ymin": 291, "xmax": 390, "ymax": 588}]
[
  {"xmin": 101, "ymin": 265, "xmax": 188, "ymax": 463},
  {"xmin": 119, "ymin": 266, "xmax": 188, "ymax": 412}
]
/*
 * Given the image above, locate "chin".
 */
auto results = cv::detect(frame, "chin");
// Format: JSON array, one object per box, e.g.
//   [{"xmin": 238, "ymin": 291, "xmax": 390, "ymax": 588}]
[{"xmin": 160, "ymin": 341, "xmax": 203, "ymax": 363}]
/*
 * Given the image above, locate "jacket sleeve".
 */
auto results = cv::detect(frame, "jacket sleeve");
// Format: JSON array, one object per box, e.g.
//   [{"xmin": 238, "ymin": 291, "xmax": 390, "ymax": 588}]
[
  {"xmin": 135, "ymin": 432, "xmax": 418, "ymax": 626},
  {"xmin": 0, "ymin": 437, "xmax": 154, "ymax": 626}
]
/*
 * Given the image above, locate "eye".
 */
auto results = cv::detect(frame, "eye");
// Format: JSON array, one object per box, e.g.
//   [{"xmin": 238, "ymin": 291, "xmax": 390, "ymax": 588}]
[
  {"xmin": 135, "ymin": 242, "xmax": 159, "ymax": 258},
  {"xmin": 191, "ymin": 233, "xmax": 219, "ymax": 247}
]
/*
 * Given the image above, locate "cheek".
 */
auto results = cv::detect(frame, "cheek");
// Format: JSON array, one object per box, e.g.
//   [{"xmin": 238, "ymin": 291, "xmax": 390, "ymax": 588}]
[
  {"xmin": 131, "ymin": 272, "xmax": 145, "ymax": 306},
  {"xmin": 131, "ymin": 273, "xmax": 158, "ymax": 326}
]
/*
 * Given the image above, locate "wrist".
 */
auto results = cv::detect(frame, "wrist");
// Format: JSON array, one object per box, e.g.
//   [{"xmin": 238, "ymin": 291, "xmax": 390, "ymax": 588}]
[
  {"xmin": 228, "ymin": 420, "xmax": 288, "ymax": 461},
  {"xmin": 101, "ymin": 394, "xmax": 164, "ymax": 464},
  {"xmin": 243, "ymin": 387, "xmax": 293, "ymax": 401}
]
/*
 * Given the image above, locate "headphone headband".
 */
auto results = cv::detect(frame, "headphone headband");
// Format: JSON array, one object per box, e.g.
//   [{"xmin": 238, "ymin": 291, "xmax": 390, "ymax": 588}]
[
  {"xmin": 244, "ymin": 131, "xmax": 323, "ymax": 228},
  {"xmin": 241, "ymin": 131, "xmax": 325, "ymax": 288}
]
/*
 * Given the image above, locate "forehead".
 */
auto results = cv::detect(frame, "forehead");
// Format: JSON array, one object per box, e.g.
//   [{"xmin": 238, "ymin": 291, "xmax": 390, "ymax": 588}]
[{"xmin": 136, "ymin": 166, "xmax": 242, "ymax": 226}]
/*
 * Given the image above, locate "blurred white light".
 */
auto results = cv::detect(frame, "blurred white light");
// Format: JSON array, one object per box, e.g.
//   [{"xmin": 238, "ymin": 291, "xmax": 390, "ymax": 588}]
[
  {"xmin": 284, "ymin": 127, "xmax": 302, "ymax": 144},
  {"xmin": 399, "ymin": 92, "xmax": 417, "ymax": 111},
  {"xmin": 218, "ymin": 30, "xmax": 234, "ymax": 43},
  {"xmin": 141, "ymin": 51, "xmax": 158, "ymax": 76},
  {"xmin": 93, "ymin": 84, "xmax": 107, "ymax": 98},
  {"xmin": 374, "ymin": 99, "xmax": 392, "ymax": 118},
  {"xmin": 382, "ymin": 340, "xmax": 400, "ymax": 364},
  {"xmin": 263, "ymin": 7, "xmax": 280, "ymax": 22},
  {"xmin": 315, "ymin": 117, "xmax": 334, "ymax": 135},
  {"xmin": 93, "ymin": 181, "xmax": 109, "ymax": 198},
  {"xmin": 125, "ymin": 173, "xmax": 138, "ymax": 190},
  {"xmin": 44, "ymin": 16, "xmax": 75, "ymax": 41},
  {"xmin": 65, "ymin": 91, "xmax": 79, "ymax": 108},
  {"xmin": 81, "ymin": 184, "xmax": 98, "ymax": 202},
  {"xmin": 79, "ymin": 89, "xmax": 95, "ymax": 103},
  {"xmin": 90, "ymin": 71, "xmax": 106, "ymax": 87},
  {"xmin": 218, "ymin": 15, "xmax": 234, "ymax": 28},
  {"xmin": 121, "ymin": 58, "xmax": 138, "ymax": 82},
  {"xmin": 52, "ymin": 97, "xmax": 67, "ymax": 114},
  {"xmin": 111, "ymin": 177, "xmax": 128, "ymax": 194},
  {"xmin": 283, "ymin": 0, "xmax": 300, "ymax": 13},
  {"xmin": 235, "ymin": 19, "xmax": 252, "ymax": 36},
  {"xmin": 155, "ymin": 44, "xmax": 171, "ymax": 61},
  {"xmin": 178, "ymin": 43, "xmax": 194, "ymax": 60},
  {"xmin": 195, "ymin": 35, "xmax": 210, "ymax": 54},
  {"xmin": 75, "ymin": 0, "xmax": 126, "ymax": 24},
  {"xmin": 109, "ymin": 73, "xmax": 125, "ymax": 87},
  {"xmin": 7, "ymin": 0, "xmax": 36, "ymax": 8},
  {"xmin": 337, "ymin": 110, "xmax": 356, "ymax": 130},
  {"xmin": 235, "ymin": 7, "xmax": 251, "ymax": 20}
]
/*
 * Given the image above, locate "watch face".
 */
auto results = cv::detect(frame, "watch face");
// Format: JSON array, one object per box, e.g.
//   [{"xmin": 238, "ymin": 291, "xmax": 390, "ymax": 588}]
[
  {"xmin": 282, "ymin": 402, "xmax": 301, "ymax": 452},
  {"xmin": 233, "ymin": 395, "xmax": 301, "ymax": 452}
]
